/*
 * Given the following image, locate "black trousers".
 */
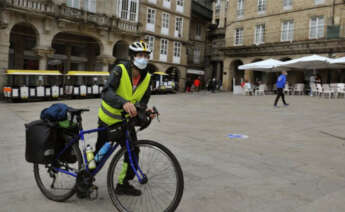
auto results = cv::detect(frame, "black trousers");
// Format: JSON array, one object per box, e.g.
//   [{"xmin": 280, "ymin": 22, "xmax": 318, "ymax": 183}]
[
  {"xmin": 96, "ymin": 119, "xmax": 140, "ymax": 184},
  {"xmin": 274, "ymin": 88, "xmax": 287, "ymax": 106}
]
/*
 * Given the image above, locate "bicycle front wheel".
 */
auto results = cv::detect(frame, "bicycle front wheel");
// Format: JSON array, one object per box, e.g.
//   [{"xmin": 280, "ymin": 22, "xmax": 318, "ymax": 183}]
[
  {"xmin": 107, "ymin": 140, "xmax": 184, "ymax": 212},
  {"xmin": 33, "ymin": 143, "xmax": 82, "ymax": 202}
]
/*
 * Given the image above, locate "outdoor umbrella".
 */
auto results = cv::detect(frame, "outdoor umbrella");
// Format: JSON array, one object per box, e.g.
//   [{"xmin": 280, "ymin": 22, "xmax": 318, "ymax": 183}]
[
  {"xmin": 277, "ymin": 55, "xmax": 333, "ymax": 70},
  {"xmin": 238, "ymin": 58, "xmax": 283, "ymax": 72},
  {"xmin": 330, "ymin": 57, "xmax": 345, "ymax": 65}
]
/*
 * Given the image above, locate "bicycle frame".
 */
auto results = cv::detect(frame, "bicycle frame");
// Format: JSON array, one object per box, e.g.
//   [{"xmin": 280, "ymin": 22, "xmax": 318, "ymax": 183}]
[{"xmin": 53, "ymin": 121, "xmax": 146, "ymax": 183}]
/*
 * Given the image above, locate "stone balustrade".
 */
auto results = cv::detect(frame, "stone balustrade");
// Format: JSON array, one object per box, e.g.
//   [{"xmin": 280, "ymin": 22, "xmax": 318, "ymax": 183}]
[
  {"xmin": 117, "ymin": 19, "xmax": 139, "ymax": 33},
  {"xmin": 6, "ymin": 0, "xmax": 53, "ymax": 13}
]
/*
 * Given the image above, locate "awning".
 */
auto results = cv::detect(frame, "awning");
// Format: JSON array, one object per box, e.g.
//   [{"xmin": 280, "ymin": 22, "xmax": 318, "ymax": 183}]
[
  {"xmin": 6, "ymin": 70, "xmax": 62, "ymax": 75},
  {"xmin": 187, "ymin": 69, "xmax": 204, "ymax": 75},
  {"xmin": 239, "ymin": 59, "xmax": 282, "ymax": 72},
  {"xmin": 66, "ymin": 71, "xmax": 110, "ymax": 76}
]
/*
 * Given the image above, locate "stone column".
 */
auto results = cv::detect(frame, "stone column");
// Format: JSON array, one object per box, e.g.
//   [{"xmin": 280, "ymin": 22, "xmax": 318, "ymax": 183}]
[
  {"xmin": 0, "ymin": 28, "xmax": 10, "ymax": 97},
  {"xmin": 223, "ymin": 58, "xmax": 232, "ymax": 91},
  {"xmin": 34, "ymin": 47, "xmax": 55, "ymax": 70},
  {"xmin": 96, "ymin": 55, "xmax": 116, "ymax": 72}
]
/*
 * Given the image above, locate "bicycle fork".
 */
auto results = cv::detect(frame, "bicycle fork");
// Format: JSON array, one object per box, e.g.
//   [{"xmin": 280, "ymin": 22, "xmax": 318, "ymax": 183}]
[{"xmin": 125, "ymin": 131, "xmax": 148, "ymax": 184}]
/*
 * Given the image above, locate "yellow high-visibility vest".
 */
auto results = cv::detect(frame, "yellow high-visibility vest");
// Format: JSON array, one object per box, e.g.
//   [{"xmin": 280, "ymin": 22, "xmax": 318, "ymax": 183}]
[{"xmin": 98, "ymin": 64, "xmax": 151, "ymax": 125}]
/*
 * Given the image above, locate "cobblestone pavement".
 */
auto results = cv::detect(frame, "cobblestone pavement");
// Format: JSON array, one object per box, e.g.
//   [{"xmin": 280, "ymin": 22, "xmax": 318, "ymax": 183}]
[{"xmin": 1, "ymin": 92, "xmax": 345, "ymax": 212}]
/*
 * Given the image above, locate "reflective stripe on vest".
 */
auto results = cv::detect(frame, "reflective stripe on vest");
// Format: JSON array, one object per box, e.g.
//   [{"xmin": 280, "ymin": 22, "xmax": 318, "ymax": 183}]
[{"xmin": 98, "ymin": 64, "xmax": 151, "ymax": 125}]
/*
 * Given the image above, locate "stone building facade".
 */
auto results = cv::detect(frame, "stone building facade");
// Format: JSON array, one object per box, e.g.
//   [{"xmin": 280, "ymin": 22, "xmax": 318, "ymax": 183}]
[
  {"xmin": 139, "ymin": 0, "xmax": 191, "ymax": 91},
  {"xmin": 0, "ymin": 0, "xmax": 194, "ymax": 93},
  {"xmin": 221, "ymin": 0, "xmax": 345, "ymax": 91},
  {"xmin": 186, "ymin": 0, "xmax": 213, "ymax": 88},
  {"xmin": 0, "ymin": 0, "xmax": 146, "ymax": 88}
]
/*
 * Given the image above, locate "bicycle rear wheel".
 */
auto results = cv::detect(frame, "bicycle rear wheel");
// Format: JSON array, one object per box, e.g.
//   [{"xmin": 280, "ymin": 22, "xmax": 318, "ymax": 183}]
[
  {"xmin": 107, "ymin": 140, "xmax": 184, "ymax": 212},
  {"xmin": 33, "ymin": 143, "xmax": 82, "ymax": 202}
]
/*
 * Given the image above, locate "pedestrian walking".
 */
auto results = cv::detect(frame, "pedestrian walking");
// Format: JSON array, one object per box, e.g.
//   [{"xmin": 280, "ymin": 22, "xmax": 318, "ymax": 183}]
[
  {"xmin": 274, "ymin": 71, "xmax": 289, "ymax": 107},
  {"xmin": 193, "ymin": 77, "xmax": 201, "ymax": 92}
]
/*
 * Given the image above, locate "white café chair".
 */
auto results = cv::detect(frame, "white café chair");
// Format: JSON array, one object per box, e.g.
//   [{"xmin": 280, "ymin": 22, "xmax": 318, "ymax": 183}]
[
  {"xmin": 316, "ymin": 84, "xmax": 323, "ymax": 96},
  {"xmin": 294, "ymin": 83, "xmax": 304, "ymax": 95},
  {"xmin": 321, "ymin": 84, "xmax": 334, "ymax": 99},
  {"xmin": 255, "ymin": 84, "xmax": 266, "ymax": 96},
  {"xmin": 283, "ymin": 84, "xmax": 291, "ymax": 95},
  {"xmin": 244, "ymin": 83, "xmax": 253, "ymax": 96},
  {"xmin": 335, "ymin": 83, "xmax": 345, "ymax": 98}
]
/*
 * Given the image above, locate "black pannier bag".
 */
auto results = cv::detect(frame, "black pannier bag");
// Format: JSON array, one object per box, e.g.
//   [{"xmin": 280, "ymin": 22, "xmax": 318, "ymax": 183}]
[
  {"xmin": 25, "ymin": 120, "xmax": 57, "ymax": 164},
  {"xmin": 55, "ymin": 130, "xmax": 77, "ymax": 164}
]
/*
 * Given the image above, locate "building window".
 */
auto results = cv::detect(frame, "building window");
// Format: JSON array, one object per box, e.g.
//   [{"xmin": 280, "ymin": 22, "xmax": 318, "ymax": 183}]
[
  {"xmin": 175, "ymin": 17, "xmax": 183, "ymax": 38},
  {"xmin": 193, "ymin": 48, "xmax": 201, "ymax": 64},
  {"xmin": 146, "ymin": 8, "xmax": 155, "ymax": 32},
  {"xmin": 257, "ymin": 0, "xmax": 266, "ymax": 12},
  {"xmin": 314, "ymin": 0, "xmax": 324, "ymax": 5},
  {"xmin": 173, "ymin": 41, "xmax": 181, "ymax": 64},
  {"xmin": 146, "ymin": 35, "xmax": 155, "ymax": 60},
  {"xmin": 254, "ymin": 24, "xmax": 265, "ymax": 45},
  {"xmin": 234, "ymin": 28, "xmax": 244, "ymax": 45},
  {"xmin": 163, "ymin": 0, "xmax": 171, "ymax": 8},
  {"xmin": 195, "ymin": 23, "xmax": 202, "ymax": 40},
  {"xmin": 160, "ymin": 39, "xmax": 168, "ymax": 62},
  {"xmin": 83, "ymin": 0, "xmax": 96, "ymax": 13},
  {"xmin": 309, "ymin": 16, "xmax": 324, "ymax": 39},
  {"xmin": 283, "ymin": 0, "xmax": 292, "ymax": 9},
  {"xmin": 281, "ymin": 20, "xmax": 294, "ymax": 41},
  {"xmin": 161, "ymin": 13, "xmax": 169, "ymax": 35},
  {"xmin": 176, "ymin": 0, "xmax": 184, "ymax": 13},
  {"xmin": 237, "ymin": 0, "xmax": 244, "ymax": 18},
  {"xmin": 118, "ymin": 0, "xmax": 138, "ymax": 21},
  {"xmin": 67, "ymin": 0, "xmax": 80, "ymax": 9},
  {"xmin": 148, "ymin": 0, "xmax": 157, "ymax": 3}
]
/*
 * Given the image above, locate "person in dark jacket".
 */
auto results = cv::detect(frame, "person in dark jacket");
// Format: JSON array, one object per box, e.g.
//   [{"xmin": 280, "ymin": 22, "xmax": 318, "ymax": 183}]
[
  {"xmin": 274, "ymin": 71, "xmax": 289, "ymax": 107},
  {"xmin": 96, "ymin": 41, "xmax": 155, "ymax": 196}
]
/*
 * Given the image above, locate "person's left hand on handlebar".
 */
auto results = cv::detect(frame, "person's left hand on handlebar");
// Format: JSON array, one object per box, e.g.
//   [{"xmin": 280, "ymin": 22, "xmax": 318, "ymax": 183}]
[{"xmin": 146, "ymin": 108, "xmax": 158, "ymax": 119}]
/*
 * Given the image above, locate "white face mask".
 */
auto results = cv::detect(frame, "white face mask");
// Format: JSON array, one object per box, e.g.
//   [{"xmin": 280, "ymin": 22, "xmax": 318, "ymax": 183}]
[{"xmin": 133, "ymin": 57, "xmax": 149, "ymax": 70}]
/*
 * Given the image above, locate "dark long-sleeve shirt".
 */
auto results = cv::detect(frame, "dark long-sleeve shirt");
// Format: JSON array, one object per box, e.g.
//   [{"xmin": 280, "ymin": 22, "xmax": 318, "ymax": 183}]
[{"xmin": 101, "ymin": 61, "xmax": 151, "ymax": 109}]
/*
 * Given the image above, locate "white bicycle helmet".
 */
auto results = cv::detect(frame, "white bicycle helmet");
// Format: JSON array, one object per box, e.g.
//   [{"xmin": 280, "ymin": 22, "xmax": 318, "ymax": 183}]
[{"xmin": 129, "ymin": 41, "xmax": 151, "ymax": 54}]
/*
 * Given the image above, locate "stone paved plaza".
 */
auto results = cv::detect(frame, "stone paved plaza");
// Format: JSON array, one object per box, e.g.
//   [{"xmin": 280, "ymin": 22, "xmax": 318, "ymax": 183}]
[{"xmin": 1, "ymin": 92, "xmax": 345, "ymax": 212}]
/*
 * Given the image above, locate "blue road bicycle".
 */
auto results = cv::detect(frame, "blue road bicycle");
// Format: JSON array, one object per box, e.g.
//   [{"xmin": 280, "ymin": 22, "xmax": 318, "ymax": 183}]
[{"xmin": 33, "ymin": 106, "xmax": 184, "ymax": 212}]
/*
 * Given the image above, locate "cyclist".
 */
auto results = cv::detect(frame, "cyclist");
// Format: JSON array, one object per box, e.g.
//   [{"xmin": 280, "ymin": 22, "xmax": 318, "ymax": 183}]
[{"xmin": 96, "ymin": 41, "xmax": 154, "ymax": 196}]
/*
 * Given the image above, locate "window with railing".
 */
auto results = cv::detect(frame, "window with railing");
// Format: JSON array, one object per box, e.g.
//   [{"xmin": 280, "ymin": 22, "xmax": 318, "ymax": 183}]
[
  {"xmin": 309, "ymin": 16, "xmax": 324, "ymax": 39},
  {"xmin": 254, "ymin": 24, "xmax": 265, "ymax": 45},
  {"xmin": 176, "ymin": 0, "xmax": 184, "ymax": 13},
  {"xmin": 67, "ymin": 0, "xmax": 80, "ymax": 9},
  {"xmin": 314, "ymin": 0, "xmax": 324, "ymax": 5},
  {"xmin": 257, "ymin": 0, "xmax": 266, "ymax": 13},
  {"xmin": 83, "ymin": 0, "xmax": 96, "ymax": 13},
  {"xmin": 195, "ymin": 23, "xmax": 202, "ymax": 40},
  {"xmin": 161, "ymin": 13, "xmax": 169, "ymax": 35},
  {"xmin": 193, "ymin": 47, "xmax": 201, "ymax": 64},
  {"xmin": 118, "ymin": 0, "xmax": 138, "ymax": 21},
  {"xmin": 175, "ymin": 17, "xmax": 183, "ymax": 38},
  {"xmin": 173, "ymin": 41, "xmax": 181, "ymax": 64},
  {"xmin": 237, "ymin": 0, "xmax": 244, "ymax": 18},
  {"xmin": 234, "ymin": 28, "xmax": 244, "ymax": 46},
  {"xmin": 283, "ymin": 0, "xmax": 292, "ymax": 10},
  {"xmin": 146, "ymin": 8, "xmax": 155, "ymax": 32},
  {"xmin": 146, "ymin": 35, "xmax": 155, "ymax": 60},
  {"xmin": 281, "ymin": 20, "xmax": 294, "ymax": 42},
  {"xmin": 160, "ymin": 39, "xmax": 168, "ymax": 62}
]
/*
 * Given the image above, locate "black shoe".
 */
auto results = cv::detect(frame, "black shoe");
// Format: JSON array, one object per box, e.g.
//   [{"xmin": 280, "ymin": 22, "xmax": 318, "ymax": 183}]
[
  {"xmin": 115, "ymin": 183, "xmax": 142, "ymax": 196},
  {"xmin": 284, "ymin": 103, "xmax": 289, "ymax": 106}
]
